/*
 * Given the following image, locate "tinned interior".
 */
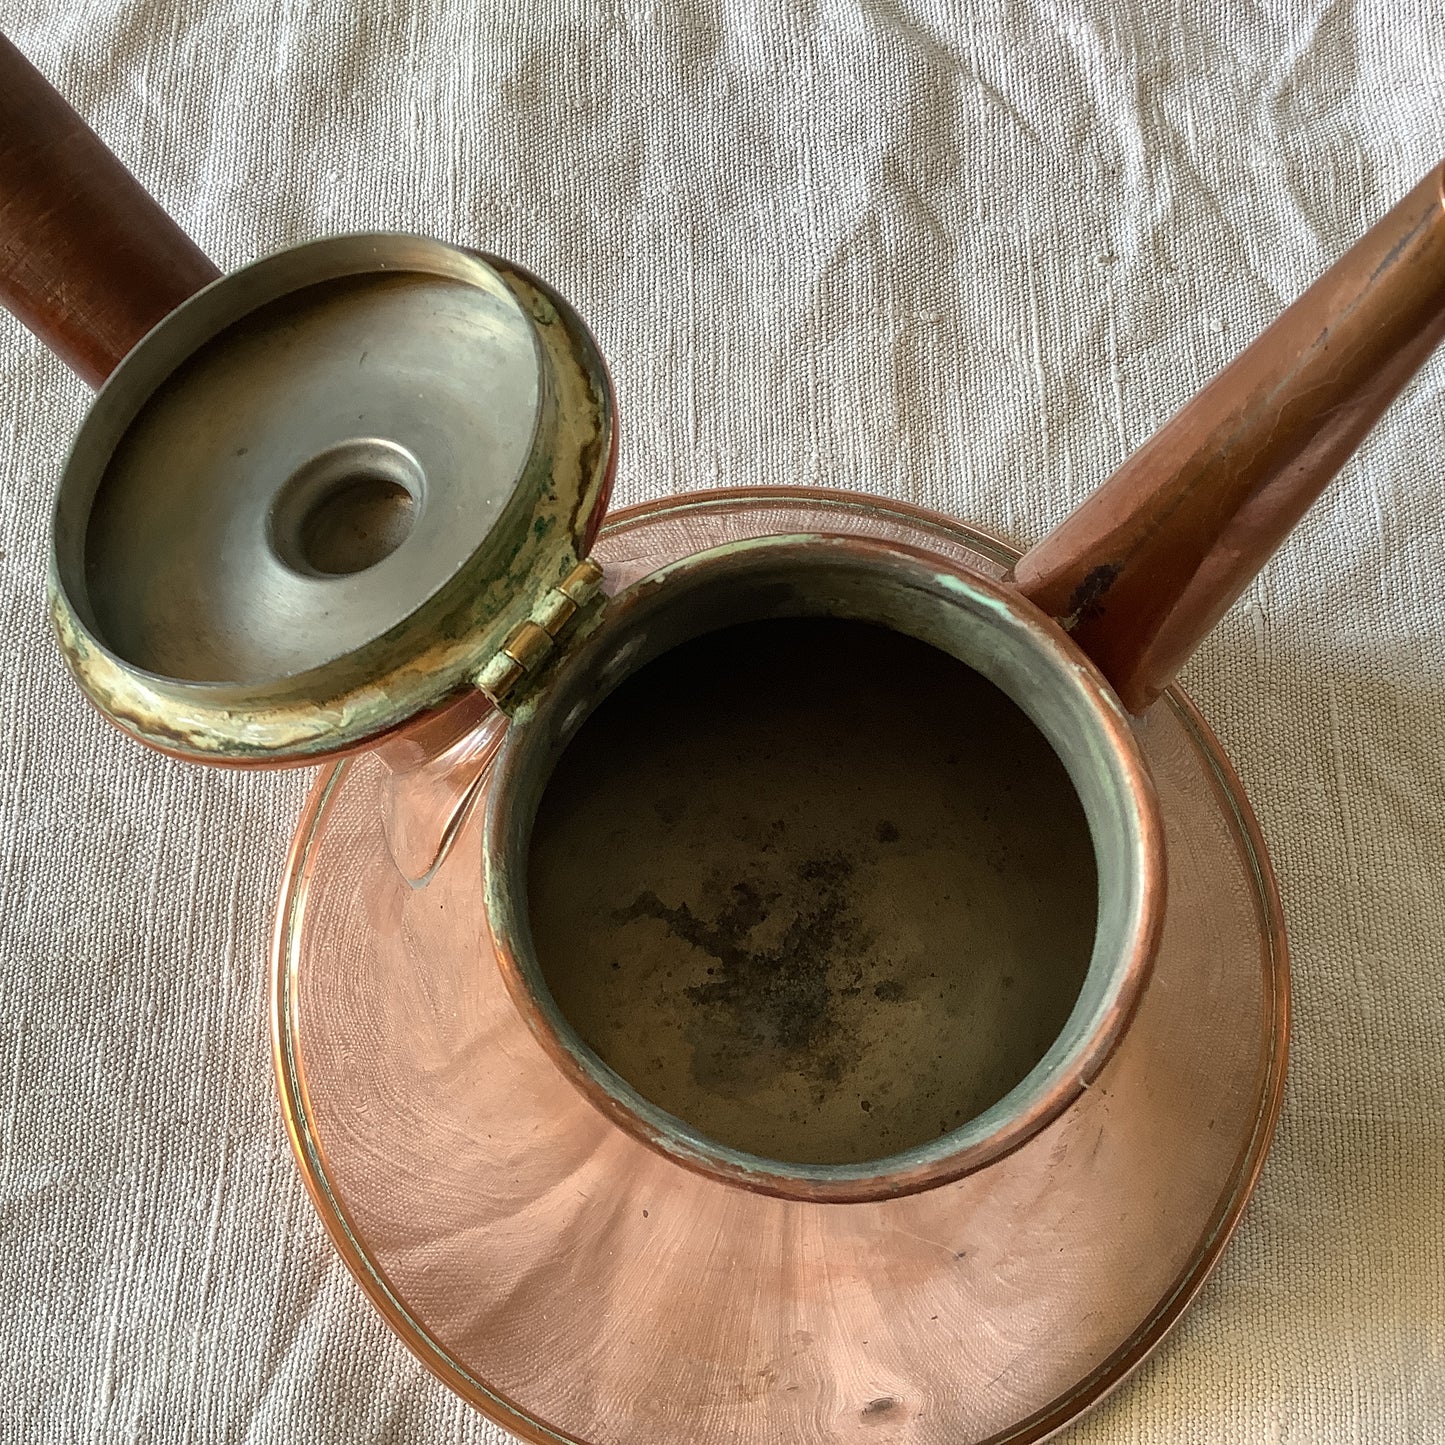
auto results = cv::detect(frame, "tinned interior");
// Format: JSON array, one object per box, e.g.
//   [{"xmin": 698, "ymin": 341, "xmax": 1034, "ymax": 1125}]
[
  {"xmin": 54, "ymin": 247, "xmax": 547, "ymax": 692},
  {"xmin": 489, "ymin": 544, "xmax": 1151, "ymax": 1180}
]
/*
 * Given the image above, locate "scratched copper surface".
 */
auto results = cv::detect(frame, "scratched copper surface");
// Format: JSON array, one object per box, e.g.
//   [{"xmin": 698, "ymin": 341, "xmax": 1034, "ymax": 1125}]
[{"xmin": 274, "ymin": 491, "xmax": 1286, "ymax": 1445}]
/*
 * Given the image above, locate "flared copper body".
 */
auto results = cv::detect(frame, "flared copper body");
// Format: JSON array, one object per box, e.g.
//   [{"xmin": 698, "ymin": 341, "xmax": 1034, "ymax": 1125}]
[{"xmin": 274, "ymin": 490, "xmax": 1288, "ymax": 1444}]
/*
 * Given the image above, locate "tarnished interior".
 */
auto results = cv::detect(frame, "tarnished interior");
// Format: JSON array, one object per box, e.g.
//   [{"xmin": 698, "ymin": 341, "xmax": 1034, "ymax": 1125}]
[{"xmin": 528, "ymin": 616, "xmax": 1097, "ymax": 1165}]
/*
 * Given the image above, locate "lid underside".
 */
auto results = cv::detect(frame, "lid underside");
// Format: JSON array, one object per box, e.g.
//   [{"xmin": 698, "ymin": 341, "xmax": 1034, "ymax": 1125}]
[{"xmin": 49, "ymin": 236, "xmax": 615, "ymax": 763}]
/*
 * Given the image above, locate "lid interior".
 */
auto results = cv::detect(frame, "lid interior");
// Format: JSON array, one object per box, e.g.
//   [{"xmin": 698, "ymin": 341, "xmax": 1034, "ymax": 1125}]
[
  {"xmin": 81, "ymin": 261, "xmax": 543, "ymax": 685},
  {"xmin": 48, "ymin": 235, "xmax": 615, "ymax": 763}
]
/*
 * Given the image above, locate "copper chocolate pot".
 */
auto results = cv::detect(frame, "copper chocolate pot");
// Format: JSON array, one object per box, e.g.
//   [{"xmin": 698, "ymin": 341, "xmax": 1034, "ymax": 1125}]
[{"xmin": 3, "ymin": 31, "xmax": 1444, "ymax": 1445}]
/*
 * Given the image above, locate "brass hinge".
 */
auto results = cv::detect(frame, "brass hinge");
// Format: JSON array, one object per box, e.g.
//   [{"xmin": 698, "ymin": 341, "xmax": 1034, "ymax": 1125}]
[{"xmin": 477, "ymin": 558, "xmax": 605, "ymax": 705}]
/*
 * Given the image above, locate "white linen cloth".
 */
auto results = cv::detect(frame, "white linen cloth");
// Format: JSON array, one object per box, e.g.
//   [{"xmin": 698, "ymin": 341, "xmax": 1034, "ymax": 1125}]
[{"xmin": 1, "ymin": 2, "xmax": 1442, "ymax": 1439}]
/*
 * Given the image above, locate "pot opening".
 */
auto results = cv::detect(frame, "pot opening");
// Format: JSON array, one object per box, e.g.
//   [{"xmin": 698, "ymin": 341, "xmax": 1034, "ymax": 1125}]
[{"xmin": 523, "ymin": 612, "xmax": 1098, "ymax": 1169}]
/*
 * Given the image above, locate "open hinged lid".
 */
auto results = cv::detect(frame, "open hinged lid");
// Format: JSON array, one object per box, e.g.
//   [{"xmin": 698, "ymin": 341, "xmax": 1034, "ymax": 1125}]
[{"xmin": 48, "ymin": 235, "xmax": 616, "ymax": 764}]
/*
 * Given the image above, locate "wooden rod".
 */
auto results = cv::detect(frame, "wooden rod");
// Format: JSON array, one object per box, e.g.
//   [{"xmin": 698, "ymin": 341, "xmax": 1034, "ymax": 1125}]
[
  {"xmin": 0, "ymin": 34, "xmax": 220, "ymax": 388},
  {"xmin": 1013, "ymin": 162, "xmax": 1445, "ymax": 713}
]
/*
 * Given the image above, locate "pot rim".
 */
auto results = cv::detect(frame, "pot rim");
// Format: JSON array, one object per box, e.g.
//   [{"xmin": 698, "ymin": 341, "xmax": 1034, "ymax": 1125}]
[{"xmin": 482, "ymin": 533, "xmax": 1165, "ymax": 1203}]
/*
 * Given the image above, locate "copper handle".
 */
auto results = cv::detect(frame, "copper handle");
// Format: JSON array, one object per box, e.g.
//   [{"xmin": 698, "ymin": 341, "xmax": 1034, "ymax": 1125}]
[
  {"xmin": 0, "ymin": 34, "xmax": 220, "ymax": 389},
  {"xmin": 1013, "ymin": 161, "xmax": 1445, "ymax": 713}
]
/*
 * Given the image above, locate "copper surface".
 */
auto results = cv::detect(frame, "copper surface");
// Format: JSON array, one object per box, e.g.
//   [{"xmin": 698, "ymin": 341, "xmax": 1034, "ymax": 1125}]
[
  {"xmin": 1014, "ymin": 159, "xmax": 1445, "ymax": 712},
  {"xmin": 273, "ymin": 489, "xmax": 1288, "ymax": 1445}
]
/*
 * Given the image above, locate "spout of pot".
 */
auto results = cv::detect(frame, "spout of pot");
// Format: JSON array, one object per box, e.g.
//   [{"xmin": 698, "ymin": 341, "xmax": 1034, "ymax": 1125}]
[
  {"xmin": 1012, "ymin": 160, "xmax": 1445, "ymax": 714},
  {"xmin": 0, "ymin": 34, "xmax": 218, "ymax": 388}
]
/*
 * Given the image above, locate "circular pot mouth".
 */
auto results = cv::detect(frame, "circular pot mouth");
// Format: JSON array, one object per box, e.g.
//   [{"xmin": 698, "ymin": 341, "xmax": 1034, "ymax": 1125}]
[{"xmin": 483, "ymin": 534, "xmax": 1164, "ymax": 1203}]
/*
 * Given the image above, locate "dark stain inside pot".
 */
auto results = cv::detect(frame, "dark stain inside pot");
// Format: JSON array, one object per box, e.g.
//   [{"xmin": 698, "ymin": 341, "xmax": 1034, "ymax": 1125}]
[{"xmin": 526, "ymin": 618, "xmax": 1097, "ymax": 1166}]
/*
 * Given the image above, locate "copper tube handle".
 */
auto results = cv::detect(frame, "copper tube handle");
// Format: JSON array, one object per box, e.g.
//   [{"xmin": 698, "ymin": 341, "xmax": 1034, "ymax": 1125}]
[
  {"xmin": 0, "ymin": 34, "xmax": 219, "ymax": 389},
  {"xmin": 1013, "ymin": 162, "xmax": 1445, "ymax": 714}
]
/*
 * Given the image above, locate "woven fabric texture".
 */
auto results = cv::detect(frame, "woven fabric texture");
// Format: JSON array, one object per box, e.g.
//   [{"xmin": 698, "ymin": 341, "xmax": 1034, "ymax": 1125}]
[{"xmin": 1, "ymin": 2, "xmax": 1442, "ymax": 1440}]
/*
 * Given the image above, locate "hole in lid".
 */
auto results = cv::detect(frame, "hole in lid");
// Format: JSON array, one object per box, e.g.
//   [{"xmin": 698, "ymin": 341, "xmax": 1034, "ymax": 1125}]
[
  {"xmin": 298, "ymin": 473, "xmax": 414, "ymax": 575},
  {"xmin": 270, "ymin": 437, "xmax": 422, "ymax": 577}
]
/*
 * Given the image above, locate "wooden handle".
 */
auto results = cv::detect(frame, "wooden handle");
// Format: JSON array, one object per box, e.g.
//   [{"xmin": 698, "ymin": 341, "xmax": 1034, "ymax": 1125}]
[
  {"xmin": 1013, "ymin": 161, "xmax": 1445, "ymax": 713},
  {"xmin": 0, "ymin": 34, "xmax": 220, "ymax": 388}
]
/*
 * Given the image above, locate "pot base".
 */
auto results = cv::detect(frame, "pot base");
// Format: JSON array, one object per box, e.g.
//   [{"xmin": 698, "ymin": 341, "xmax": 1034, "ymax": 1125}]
[{"xmin": 273, "ymin": 488, "xmax": 1288, "ymax": 1445}]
